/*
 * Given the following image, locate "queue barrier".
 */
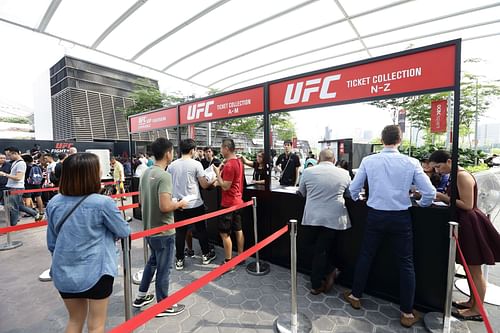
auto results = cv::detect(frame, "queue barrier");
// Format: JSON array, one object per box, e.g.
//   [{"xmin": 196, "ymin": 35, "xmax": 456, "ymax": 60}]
[
  {"xmin": 0, "ymin": 184, "xmax": 133, "ymax": 251},
  {"xmin": 112, "ymin": 224, "xmax": 289, "ymax": 332},
  {"xmin": 454, "ymin": 235, "xmax": 494, "ymax": 333}
]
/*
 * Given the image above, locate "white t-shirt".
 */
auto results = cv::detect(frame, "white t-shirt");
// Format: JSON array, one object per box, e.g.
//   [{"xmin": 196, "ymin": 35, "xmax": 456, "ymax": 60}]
[
  {"xmin": 167, "ymin": 158, "xmax": 205, "ymax": 209},
  {"xmin": 46, "ymin": 161, "xmax": 57, "ymax": 184},
  {"xmin": 7, "ymin": 159, "xmax": 26, "ymax": 189},
  {"xmin": 134, "ymin": 163, "xmax": 148, "ymax": 177}
]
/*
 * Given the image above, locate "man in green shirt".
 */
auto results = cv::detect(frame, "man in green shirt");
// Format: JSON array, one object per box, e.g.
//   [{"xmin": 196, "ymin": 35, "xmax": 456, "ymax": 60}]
[{"xmin": 133, "ymin": 138, "xmax": 188, "ymax": 317}]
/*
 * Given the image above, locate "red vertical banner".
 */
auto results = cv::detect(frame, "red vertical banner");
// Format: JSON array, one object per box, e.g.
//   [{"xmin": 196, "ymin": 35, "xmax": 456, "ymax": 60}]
[
  {"xmin": 292, "ymin": 137, "xmax": 297, "ymax": 148},
  {"xmin": 339, "ymin": 141, "xmax": 345, "ymax": 155},
  {"xmin": 188, "ymin": 125, "xmax": 196, "ymax": 139},
  {"xmin": 398, "ymin": 109, "xmax": 406, "ymax": 133},
  {"xmin": 431, "ymin": 100, "xmax": 447, "ymax": 133}
]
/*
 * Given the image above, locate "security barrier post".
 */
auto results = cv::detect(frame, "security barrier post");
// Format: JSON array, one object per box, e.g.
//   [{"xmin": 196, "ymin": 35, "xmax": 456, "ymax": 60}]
[
  {"xmin": 423, "ymin": 222, "xmax": 468, "ymax": 333},
  {"xmin": 0, "ymin": 190, "xmax": 23, "ymax": 251},
  {"xmin": 121, "ymin": 235, "xmax": 133, "ymax": 321},
  {"xmin": 274, "ymin": 219, "xmax": 312, "ymax": 333},
  {"xmin": 246, "ymin": 196, "xmax": 270, "ymax": 275}
]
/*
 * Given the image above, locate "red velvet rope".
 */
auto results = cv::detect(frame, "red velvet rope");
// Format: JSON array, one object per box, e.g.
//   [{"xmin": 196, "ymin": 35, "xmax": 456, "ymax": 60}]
[
  {"xmin": 130, "ymin": 201, "xmax": 253, "ymax": 240},
  {"xmin": 109, "ymin": 225, "xmax": 288, "ymax": 333},
  {"xmin": 454, "ymin": 235, "xmax": 493, "ymax": 333}
]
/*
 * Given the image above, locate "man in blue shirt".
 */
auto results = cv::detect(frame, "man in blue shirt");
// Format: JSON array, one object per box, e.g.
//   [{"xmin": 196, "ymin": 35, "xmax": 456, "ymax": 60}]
[{"xmin": 344, "ymin": 125, "xmax": 435, "ymax": 328}]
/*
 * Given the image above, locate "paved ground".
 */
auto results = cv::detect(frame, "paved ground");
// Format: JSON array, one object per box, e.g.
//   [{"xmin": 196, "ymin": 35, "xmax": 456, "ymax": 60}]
[{"xmin": 1, "ymin": 202, "xmax": 499, "ymax": 333}]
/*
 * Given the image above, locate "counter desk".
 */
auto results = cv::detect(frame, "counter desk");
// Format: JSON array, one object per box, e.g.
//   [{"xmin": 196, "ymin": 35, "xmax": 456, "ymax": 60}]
[
  {"xmin": 243, "ymin": 185, "xmax": 451, "ymax": 312},
  {"xmin": 133, "ymin": 178, "xmax": 450, "ymax": 312}
]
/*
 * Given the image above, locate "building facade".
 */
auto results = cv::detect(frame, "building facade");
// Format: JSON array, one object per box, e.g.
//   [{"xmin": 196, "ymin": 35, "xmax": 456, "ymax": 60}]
[{"xmin": 50, "ymin": 56, "xmax": 158, "ymax": 141}]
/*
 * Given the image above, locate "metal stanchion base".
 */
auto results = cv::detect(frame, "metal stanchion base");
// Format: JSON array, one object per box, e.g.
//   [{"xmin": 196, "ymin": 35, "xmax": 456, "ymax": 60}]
[
  {"xmin": 423, "ymin": 312, "xmax": 469, "ymax": 333},
  {"xmin": 274, "ymin": 313, "xmax": 313, "ymax": 333},
  {"xmin": 38, "ymin": 268, "xmax": 52, "ymax": 282},
  {"xmin": 132, "ymin": 269, "xmax": 155, "ymax": 285},
  {"xmin": 0, "ymin": 240, "xmax": 22, "ymax": 251},
  {"xmin": 246, "ymin": 261, "xmax": 270, "ymax": 276},
  {"xmin": 455, "ymin": 278, "xmax": 500, "ymax": 306}
]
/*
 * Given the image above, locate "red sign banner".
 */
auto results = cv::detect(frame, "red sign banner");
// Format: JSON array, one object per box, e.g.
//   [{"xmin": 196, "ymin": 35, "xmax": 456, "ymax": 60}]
[
  {"xmin": 269, "ymin": 45, "xmax": 456, "ymax": 111},
  {"xmin": 431, "ymin": 100, "xmax": 448, "ymax": 133},
  {"xmin": 129, "ymin": 107, "xmax": 177, "ymax": 133},
  {"xmin": 179, "ymin": 88, "xmax": 264, "ymax": 125}
]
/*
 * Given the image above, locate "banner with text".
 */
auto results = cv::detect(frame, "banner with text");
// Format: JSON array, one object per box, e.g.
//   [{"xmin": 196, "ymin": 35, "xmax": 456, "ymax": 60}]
[
  {"xmin": 269, "ymin": 45, "xmax": 456, "ymax": 111},
  {"xmin": 129, "ymin": 107, "xmax": 177, "ymax": 133},
  {"xmin": 431, "ymin": 100, "xmax": 448, "ymax": 133},
  {"xmin": 179, "ymin": 88, "xmax": 264, "ymax": 125}
]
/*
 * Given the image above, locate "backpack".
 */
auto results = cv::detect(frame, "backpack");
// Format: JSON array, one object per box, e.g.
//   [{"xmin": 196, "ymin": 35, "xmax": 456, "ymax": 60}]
[{"xmin": 28, "ymin": 165, "xmax": 44, "ymax": 185}]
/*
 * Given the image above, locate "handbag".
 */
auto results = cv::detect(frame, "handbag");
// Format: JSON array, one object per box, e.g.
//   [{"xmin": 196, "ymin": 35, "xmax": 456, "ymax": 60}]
[{"xmin": 54, "ymin": 195, "xmax": 90, "ymax": 234}]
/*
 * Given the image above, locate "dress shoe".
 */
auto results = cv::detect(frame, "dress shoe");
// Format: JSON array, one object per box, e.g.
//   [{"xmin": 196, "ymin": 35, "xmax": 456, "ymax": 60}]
[
  {"xmin": 343, "ymin": 290, "xmax": 361, "ymax": 309},
  {"xmin": 323, "ymin": 269, "xmax": 337, "ymax": 293},
  {"xmin": 310, "ymin": 287, "xmax": 325, "ymax": 295},
  {"xmin": 400, "ymin": 311, "xmax": 420, "ymax": 328}
]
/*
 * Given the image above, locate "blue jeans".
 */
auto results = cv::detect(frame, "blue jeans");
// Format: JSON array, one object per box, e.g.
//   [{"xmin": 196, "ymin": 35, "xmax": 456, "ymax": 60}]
[
  {"xmin": 139, "ymin": 234, "xmax": 175, "ymax": 302},
  {"xmin": 351, "ymin": 208, "xmax": 415, "ymax": 313},
  {"xmin": 6, "ymin": 188, "xmax": 38, "ymax": 226}
]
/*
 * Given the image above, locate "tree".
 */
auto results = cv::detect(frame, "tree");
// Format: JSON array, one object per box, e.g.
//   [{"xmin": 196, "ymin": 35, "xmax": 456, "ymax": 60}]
[
  {"xmin": 124, "ymin": 79, "xmax": 188, "ymax": 117},
  {"xmin": 369, "ymin": 68, "xmax": 500, "ymax": 146}
]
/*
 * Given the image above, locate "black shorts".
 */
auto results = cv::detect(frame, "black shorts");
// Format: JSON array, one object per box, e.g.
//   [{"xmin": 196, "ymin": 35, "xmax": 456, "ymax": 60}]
[
  {"xmin": 59, "ymin": 275, "xmax": 114, "ymax": 300},
  {"xmin": 217, "ymin": 210, "xmax": 242, "ymax": 234},
  {"xmin": 23, "ymin": 184, "xmax": 41, "ymax": 198}
]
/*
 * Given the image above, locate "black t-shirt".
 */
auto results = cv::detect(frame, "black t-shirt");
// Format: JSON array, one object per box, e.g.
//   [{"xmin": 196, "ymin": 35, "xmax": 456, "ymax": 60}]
[
  {"xmin": 276, "ymin": 153, "xmax": 300, "ymax": 186},
  {"xmin": 252, "ymin": 162, "xmax": 267, "ymax": 182},
  {"xmin": 201, "ymin": 158, "xmax": 221, "ymax": 170}
]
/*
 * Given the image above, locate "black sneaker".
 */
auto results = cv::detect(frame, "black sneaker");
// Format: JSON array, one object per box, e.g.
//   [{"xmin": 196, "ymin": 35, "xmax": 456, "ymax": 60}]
[
  {"xmin": 185, "ymin": 248, "xmax": 195, "ymax": 257},
  {"xmin": 35, "ymin": 212, "xmax": 44, "ymax": 222},
  {"xmin": 175, "ymin": 259, "xmax": 184, "ymax": 270},
  {"xmin": 202, "ymin": 250, "xmax": 216, "ymax": 265},
  {"xmin": 156, "ymin": 304, "xmax": 185, "ymax": 317},
  {"xmin": 132, "ymin": 294, "xmax": 155, "ymax": 308}
]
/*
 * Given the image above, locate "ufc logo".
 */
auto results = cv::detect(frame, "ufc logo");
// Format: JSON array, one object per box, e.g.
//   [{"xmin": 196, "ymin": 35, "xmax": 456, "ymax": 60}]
[
  {"xmin": 284, "ymin": 74, "xmax": 341, "ymax": 105},
  {"xmin": 187, "ymin": 101, "xmax": 214, "ymax": 120},
  {"xmin": 55, "ymin": 143, "xmax": 73, "ymax": 149}
]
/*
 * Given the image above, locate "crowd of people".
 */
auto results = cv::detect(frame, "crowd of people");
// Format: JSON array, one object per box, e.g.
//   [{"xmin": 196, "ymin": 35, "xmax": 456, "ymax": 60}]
[{"xmin": 5, "ymin": 124, "xmax": 499, "ymax": 331}]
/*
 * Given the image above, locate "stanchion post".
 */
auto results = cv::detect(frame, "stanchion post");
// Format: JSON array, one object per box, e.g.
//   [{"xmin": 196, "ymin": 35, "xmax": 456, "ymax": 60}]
[
  {"xmin": 121, "ymin": 235, "xmax": 133, "ymax": 321},
  {"xmin": 274, "ymin": 219, "xmax": 312, "ymax": 333},
  {"xmin": 0, "ymin": 190, "xmax": 23, "ymax": 251},
  {"xmin": 443, "ymin": 221, "xmax": 458, "ymax": 332},
  {"xmin": 423, "ymin": 221, "xmax": 468, "ymax": 333},
  {"xmin": 246, "ymin": 197, "xmax": 270, "ymax": 276}
]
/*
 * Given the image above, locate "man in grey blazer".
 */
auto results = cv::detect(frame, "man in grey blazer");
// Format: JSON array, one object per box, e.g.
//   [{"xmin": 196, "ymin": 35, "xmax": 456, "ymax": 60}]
[{"xmin": 298, "ymin": 148, "xmax": 351, "ymax": 295}]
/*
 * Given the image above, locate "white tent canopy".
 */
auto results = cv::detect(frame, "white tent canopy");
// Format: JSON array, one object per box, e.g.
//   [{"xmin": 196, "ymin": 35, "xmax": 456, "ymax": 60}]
[{"xmin": 1, "ymin": 0, "xmax": 500, "ymax": 94}]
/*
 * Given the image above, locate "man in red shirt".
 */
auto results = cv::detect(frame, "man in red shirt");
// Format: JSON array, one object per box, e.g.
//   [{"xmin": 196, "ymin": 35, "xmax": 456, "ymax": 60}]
[{"xmin": 213, "ymin": 138, "xmax": 244, "ymax": 265}]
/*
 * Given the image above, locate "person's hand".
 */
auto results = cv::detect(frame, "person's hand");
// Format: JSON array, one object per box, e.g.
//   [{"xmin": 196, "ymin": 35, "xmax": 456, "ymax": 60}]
[
  {"xmin": 435, "ymin": 192, "xmax": 449, "ymax": 203},
  {"xmin": 212, "ymin": 164, "xmax": 220, "ymax": 176},
  {"xmin": 236, "ymin": 154, "xmax": 242, "ymax": 159},
  {"xmin": 0, "ymin": 171, "xmax": 6, "ymax": 177},
  {"xmin": 177, "ymin": 199, "xmax": 189, "ymax": 210}
]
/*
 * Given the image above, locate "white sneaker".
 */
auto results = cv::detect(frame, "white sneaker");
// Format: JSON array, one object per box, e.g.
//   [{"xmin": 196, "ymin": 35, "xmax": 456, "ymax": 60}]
[{"xmin": 156, "ymin": 304, "xmax": 185, "ymax": 317}]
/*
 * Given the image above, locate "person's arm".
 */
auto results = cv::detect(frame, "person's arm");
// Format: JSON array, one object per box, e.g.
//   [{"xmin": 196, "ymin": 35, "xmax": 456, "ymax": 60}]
[
  {"xmin": 413, "ymin": 162, "xmax": 436, "ymax": 207},
  {"xmin": 46, "ymin": 208, "xmax": 56, "ymax": 255},
  {"xmin": 298, "ymin": 170, "xmax": 307, "ymax": 197},
  {"xmin": 159, "ymin": 192, "xmax": 188, "ymax": 212},
  {"xmin": 240, "ymin": 155, "xmax": 253, "ymax": 167},
  {"xmin": 0, "ymin": 169, "xmax": 24, "ymax": 181},
  {"xmin": 102, "ymin": 198, "xmax": 131, "ymax": 238},
  {"xmin": 435, "ymin": 172, "xmax": 474, "ymax": 210},
  {"xmin": 213, "ymin": 164, "xmax": 232, "ymax": 191},
  {"xmin": 348, "ymin": 161, "xmax": 367, "ymax": 201}
]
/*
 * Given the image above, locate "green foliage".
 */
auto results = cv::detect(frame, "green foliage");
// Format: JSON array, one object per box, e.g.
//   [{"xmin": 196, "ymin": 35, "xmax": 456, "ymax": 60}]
[
  {"xmin": 124, "ymin": 79, "xmax": 188, "ymax": 117},
  {"xmin": 464, "ymin": 164, "xmax": 489, "ymax": 173},
  {"xmin": 400, "ymin": 143, "xmax": 488, "ymax": 168},
  {"xmin": 369, "ymin": 67, "xmax": 500, "ymax": 142},
  {"xmin": 0, "ymin": 116, "xmax": 30, "ymax": 124}
]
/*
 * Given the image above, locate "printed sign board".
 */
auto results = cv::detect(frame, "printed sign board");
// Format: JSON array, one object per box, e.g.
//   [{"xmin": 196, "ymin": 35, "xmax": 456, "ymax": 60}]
[
  {"xmin": 431, "ymin": 100, "xmax": 448, "ymax": 133},
  {"xmin": 269, "ymin": 45, "xmax": 456, "ymax": 112},
  {"xmin": 179, "ymin": 88, "xmax": 264, "ymax": 125},
  {"xmin": 129, "ymin": 107, "xmax": 177, "ymax": 133}
]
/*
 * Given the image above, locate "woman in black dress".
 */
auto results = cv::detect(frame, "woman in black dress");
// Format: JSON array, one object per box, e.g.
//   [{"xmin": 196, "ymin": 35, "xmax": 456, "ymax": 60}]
[
  {"xmin": 240, "ymin": 151, "xmax": 266, "ymax": 185},
  {"xmin": 429, "ymin": 150, "xmax": 500, "ymax": 321}
]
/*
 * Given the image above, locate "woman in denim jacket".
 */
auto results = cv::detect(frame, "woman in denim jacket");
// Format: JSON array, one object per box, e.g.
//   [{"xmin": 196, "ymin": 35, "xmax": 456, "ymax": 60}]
[{"xmin": 47, "ymin": 153, "xmax": 130, "ymax": 333}]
